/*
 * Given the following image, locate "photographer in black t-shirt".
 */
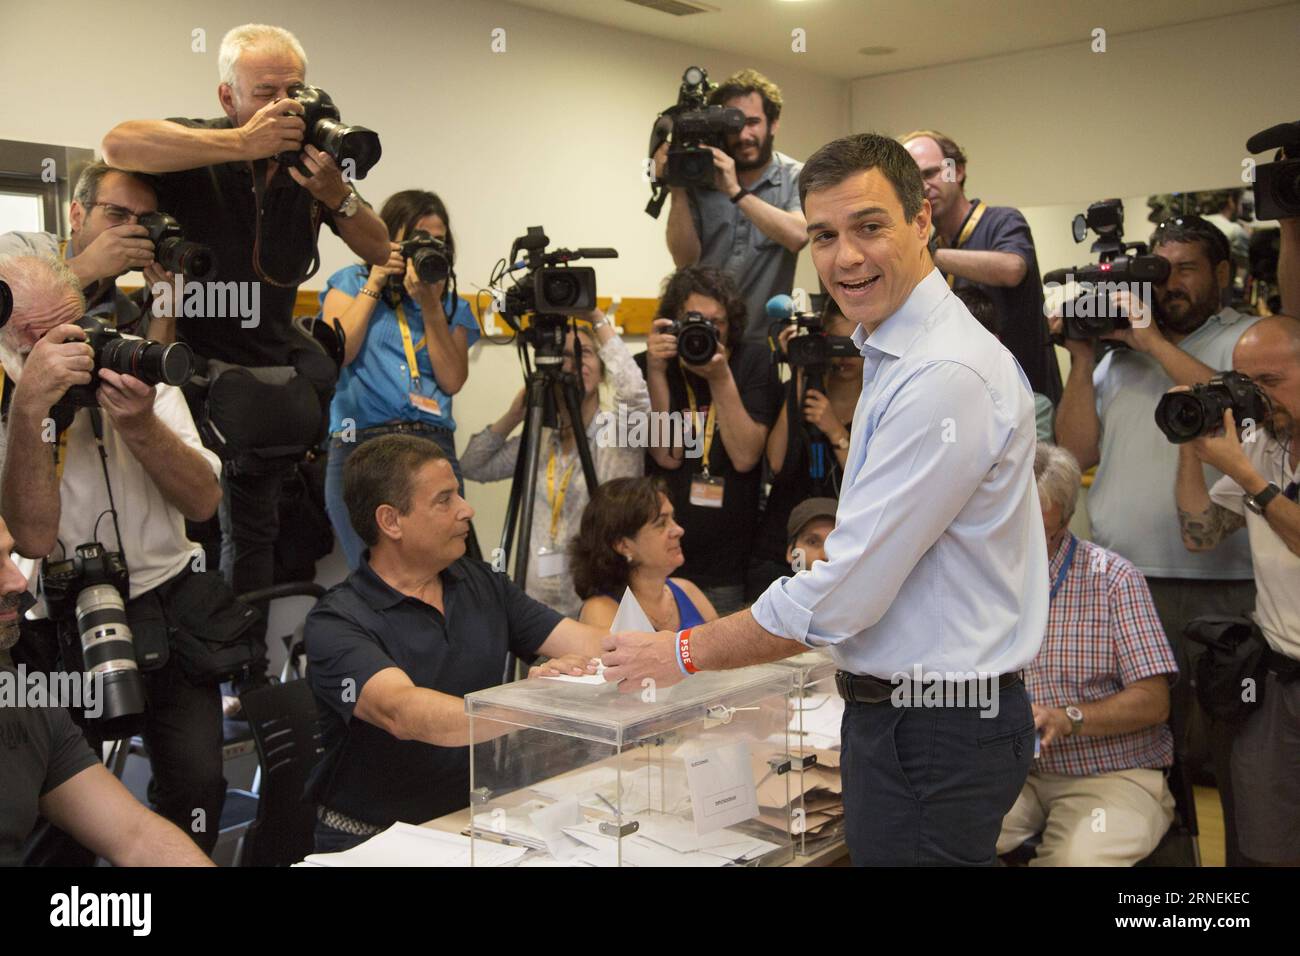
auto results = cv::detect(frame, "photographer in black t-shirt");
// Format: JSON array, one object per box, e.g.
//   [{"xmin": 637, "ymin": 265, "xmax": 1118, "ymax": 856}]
[
  {"xmin": 635, "ymin": 267, "xmax": 780, "ymax": 615},
  {"xmin": 101, "ymin": 24, "xmax": 388, "ymax": 678}
]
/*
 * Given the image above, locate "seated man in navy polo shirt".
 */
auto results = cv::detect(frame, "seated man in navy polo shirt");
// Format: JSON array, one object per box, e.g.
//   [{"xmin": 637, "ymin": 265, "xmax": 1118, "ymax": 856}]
[{"xmin": 304, "ymin": 435, "xmax": 603, "ymax": 852}]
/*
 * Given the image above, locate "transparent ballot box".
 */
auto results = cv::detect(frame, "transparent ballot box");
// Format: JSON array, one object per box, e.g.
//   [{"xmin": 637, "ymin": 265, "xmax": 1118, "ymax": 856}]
[
  {"xmin": 465, "ymin": 667, "xmax": 795, "ymax": 867},
  {"xmin": 767, "ymin": 651, "xmax": 845, "ymax": 856}
]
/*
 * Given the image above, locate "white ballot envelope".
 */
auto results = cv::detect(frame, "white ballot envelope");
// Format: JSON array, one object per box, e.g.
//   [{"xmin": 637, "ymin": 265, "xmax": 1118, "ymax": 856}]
[{"xmin": 610, "ymin": 586, "xmax": 656, "ymax": 633}]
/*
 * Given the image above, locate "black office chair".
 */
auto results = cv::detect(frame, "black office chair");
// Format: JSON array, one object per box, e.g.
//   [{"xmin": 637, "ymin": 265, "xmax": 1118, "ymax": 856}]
[{"xmin": 228, "ymin": 679, "xmax": 325, "ymax": 867}]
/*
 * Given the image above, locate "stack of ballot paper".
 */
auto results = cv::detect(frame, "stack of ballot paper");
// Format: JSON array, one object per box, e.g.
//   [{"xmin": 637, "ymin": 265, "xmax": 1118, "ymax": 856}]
[
  {"xmin": 296, "ymin": 823, "xmax": 527, "ymax": 867},
  {"xmin": 751, "ymin": 746, "xmax": 845, "ymax": 845}
]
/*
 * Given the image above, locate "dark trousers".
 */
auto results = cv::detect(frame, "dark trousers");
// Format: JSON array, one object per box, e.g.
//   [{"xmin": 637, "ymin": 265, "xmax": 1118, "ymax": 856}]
[
  {"xmin": 218, "ymin": 464, "xmax": 291, "ymax": 665},
  {"xmin": 1145, "ymin": 576, "xmax": 1256, "ymax": 867},
  {"xmin": 139, "ymin": 656, "xmax": 226, "ymax": 855},
  {"xmin": 313, "ymin": 819, "xmax": 367, "ymax": 854},
  {"xmin": 840, "ymin": 681, "xmax": 1034, "ymax": 865}
]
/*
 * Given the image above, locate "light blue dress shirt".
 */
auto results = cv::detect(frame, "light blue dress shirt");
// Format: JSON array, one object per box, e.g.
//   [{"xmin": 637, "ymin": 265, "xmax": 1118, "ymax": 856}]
[{"xmin": 751, "ymin": 269, "xmax": 1048, "ymax": 678}]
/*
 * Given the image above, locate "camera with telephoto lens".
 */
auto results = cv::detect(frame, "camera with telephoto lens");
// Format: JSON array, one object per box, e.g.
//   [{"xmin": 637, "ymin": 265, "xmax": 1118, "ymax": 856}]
[
  {"xmin": 643, "ymin": 67, "xmax": 746, "ymax": 213},
  {"xmin": 382, "ymin": 230, "xmax": 453, "ymax": 308},
  {"xmin": 1044, "ymin": 199, "xmax": 1171, "ymax": 339},
  {"xmin": 1247, "ymin": 121, "xmax": 1300, "ymax": 221},
  {"xmin": 274, "ymin": 84, "xmax": 381, "ymax": 180},
  {"xmin": 665, "ymin": 311, "xmax": 720, "ymax": 366},
  {"xmin": 41, "ymin": 543, "xmax": 145, "ymax": 738},
  {"xmin": 135, "ymin": 211, "xmax": 217, "ymax": 281},
  {"xmin": 1154, "ymin": 371, "xmax": 1272, "ymax": 444},
  {"xmin": 57, "ymin": 314, "xmax": 195, "ymax": 408}
]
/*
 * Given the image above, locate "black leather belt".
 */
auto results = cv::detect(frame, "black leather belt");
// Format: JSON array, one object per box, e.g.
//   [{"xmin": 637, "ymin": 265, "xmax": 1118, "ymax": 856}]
[
  {"xmin": 835, "ymin": 669, "xmax": 1024, "ymax": 705},
  {"xmin": 345, "ymin": 420, "xmax": 452, "ymax": 444}
]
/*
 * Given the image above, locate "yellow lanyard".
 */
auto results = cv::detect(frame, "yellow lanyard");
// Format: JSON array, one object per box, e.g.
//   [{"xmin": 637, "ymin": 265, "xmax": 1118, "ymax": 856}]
[
  {"xmin": 0, "ymin": 366, "xmax": 71, "ymax": 480},
  {"xmin": 545, "ymin": 445, "xmax": 578, "ymax": 544},
  {"xmin": 395, "ymin": 304, "xmax": 425, "ymax": 388},
  {"xmin": 681, "ymin": 371, "xmax": 718, "ymax": 476},
  {"xmin": 943, "ymin": 200, "xmax": 987, "ymax": 289}
]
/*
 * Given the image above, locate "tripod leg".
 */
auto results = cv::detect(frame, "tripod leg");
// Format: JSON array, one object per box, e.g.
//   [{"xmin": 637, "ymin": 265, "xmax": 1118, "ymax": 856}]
[{"xmin": 561, "ymin": 374, "xmax": 599, "ymax": 495}]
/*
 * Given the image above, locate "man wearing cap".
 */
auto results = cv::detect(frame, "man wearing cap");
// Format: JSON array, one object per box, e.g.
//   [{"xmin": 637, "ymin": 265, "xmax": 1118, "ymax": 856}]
[
  {"xmin": 786, "ymin": 497, "xmax": 837, "ymax": 571},
  {"xmin": 604, "ymin": 133, "xmax": 1047, "ymax": 866}
]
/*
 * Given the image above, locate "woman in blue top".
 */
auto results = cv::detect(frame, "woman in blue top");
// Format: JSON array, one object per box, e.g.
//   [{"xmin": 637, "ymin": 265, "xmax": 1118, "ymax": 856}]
[
  {"xmin": 570, "ymin": 477, "xmax": 716, "ymax": 632},
  {"xmin": 320, "ymin": 190, "xmax": 480, "ymax": 568}
]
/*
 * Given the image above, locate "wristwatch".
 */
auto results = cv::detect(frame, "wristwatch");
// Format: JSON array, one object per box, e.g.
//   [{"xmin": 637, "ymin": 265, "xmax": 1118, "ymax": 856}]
[
  {"xmin": 729, "ymin": 186, "xmax": 752, "ymax": 204},
  {"xmin": 833, "ymin": 433, "xmax": 849, "ymax": 451},
  {"xmin": 335, "ymin": 187, "xmax": 361, "ymax": 219},
  {"xmin": 1065, "ymin": 705, "xmax": 1084, "ymax": 736},
  {"xmin": 1245, "ymin": 481, "xmax": 1282, "ymax": 515}
]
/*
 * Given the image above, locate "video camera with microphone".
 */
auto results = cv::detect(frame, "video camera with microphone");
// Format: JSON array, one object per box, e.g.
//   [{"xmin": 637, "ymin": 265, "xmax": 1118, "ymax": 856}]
[{"xmin": 644, "ymin": 66, "xmax": 746, "ymax": 218}]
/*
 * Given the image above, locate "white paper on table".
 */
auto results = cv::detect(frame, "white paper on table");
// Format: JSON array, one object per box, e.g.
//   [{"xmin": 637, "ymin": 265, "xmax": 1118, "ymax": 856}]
[
  {"xmin": 538, "ymin": 662, "xmax": 607, "ymax": 685},
  {"xmin": 302, "ymin": 822, "xmax": 525, "ymax": 867},
  {"xmin": 610, "ymin": 586, "xmax": 655, "ymax": 633},
  {"xmin": 529, "ymin": 798, "xmax": 587, "ymax": 860},
  {"xmin": 683, "ymin": 741, "xmax": 760, "ymax": 836}
]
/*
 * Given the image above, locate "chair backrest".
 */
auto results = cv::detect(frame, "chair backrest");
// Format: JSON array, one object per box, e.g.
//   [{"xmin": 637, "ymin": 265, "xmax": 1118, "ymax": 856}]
[{"xmin": 238, "ymin": 679, "xmax": 324, "ymax": 867}]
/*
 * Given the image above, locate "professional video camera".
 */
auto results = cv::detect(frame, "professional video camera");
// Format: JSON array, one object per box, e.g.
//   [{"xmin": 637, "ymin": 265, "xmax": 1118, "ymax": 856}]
[
  {"xmin": 136, "ymin": 211, "xmax": 217, "ymax": 280},
  {"xmin": 644, "ymin": 66, "xmax": 746, "ymax": 217},
  {"xmin": 1247, "ymin": 121, "xmax": 1300, "ymax": 221},
  {"xmin": 1044, "ymin": 199, "xmax": 1171, "ymax": 339},
  {"xmin": 274, "ymin": 83, "xmax": 381, "ymax": 179},
  {"xmin": 380, "ymin": 230, "xmax": 454, "ymax": 309},
  {"xmin": 57, "ymin": 314, "xmax": 195, "ymax": 408},
  {"xmin": 41, "ymin": 542, "xmax": 145, "ymax": 737},
  {"xmin": 497, "ymin": 226, "xmax": 616, "ymax": 358},
  {"xmin": 1154, "ymin": 371, "xmax": 1272, "ymax": 444},
  {"xmin": 766, "ymin": 293, "xmax": 857, "ymax": 391}
]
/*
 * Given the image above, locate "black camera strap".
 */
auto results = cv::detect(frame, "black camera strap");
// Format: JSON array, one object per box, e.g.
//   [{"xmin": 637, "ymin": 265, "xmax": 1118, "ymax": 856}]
[
  {"xmin": 87, "ymin": 408, "xmax": 127, "ymax": 560},
  {"xmin": 250, "ymin": 160, "xmax": 322, "ymax": 288}
]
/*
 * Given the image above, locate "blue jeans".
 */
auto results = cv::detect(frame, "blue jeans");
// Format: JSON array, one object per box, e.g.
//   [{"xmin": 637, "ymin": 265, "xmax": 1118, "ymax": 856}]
[
  {"xmin": 324, "ymin": 426, "xmax": 463, "ymax": 571},
  {"xmin": 840, "ymin": 679, "xmax": 1034, "ymax": 866}
]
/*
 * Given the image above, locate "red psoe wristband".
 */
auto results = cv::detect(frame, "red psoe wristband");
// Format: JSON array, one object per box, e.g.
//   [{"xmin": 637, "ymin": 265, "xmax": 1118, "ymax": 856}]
[{"xmin": 678, "ymin": 628, "xmax": 699, "ymax": 674}]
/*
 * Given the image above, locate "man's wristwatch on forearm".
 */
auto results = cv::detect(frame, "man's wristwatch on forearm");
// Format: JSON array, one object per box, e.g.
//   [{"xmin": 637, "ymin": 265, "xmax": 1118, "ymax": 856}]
[
  {"xmin": 1245, "ymin": 481, "xmax": 1282, "ymax": 515},
  {"xmin": 335, "ymin": 186, "xmax": 361, "ymax": 219},
  {"xmin": 729, "ymin": 186, "xmax": 752, "ymax": 204},
  {"xmin": 1065, "ymin": 704, "xmax": 1084, "ymax": 736}
]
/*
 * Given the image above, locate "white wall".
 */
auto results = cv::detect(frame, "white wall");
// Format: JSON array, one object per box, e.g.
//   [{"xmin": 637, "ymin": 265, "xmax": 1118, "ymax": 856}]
[
  {"xmin": 847, "ymin": 4, "xmax": 1300, "ymax": 211},
  {"xmin": 0, "ymin": 0, "xmax": 848, "ymax": 549}
]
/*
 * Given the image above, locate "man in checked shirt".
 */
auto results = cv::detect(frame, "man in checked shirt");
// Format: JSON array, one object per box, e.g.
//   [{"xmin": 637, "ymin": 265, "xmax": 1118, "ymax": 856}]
[{"xmin": 996, "ymin": 443, "xmax": 1179, "ymax": 866}]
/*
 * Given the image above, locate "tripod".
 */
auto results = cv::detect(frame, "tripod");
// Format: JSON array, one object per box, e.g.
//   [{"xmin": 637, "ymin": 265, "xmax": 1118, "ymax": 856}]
[{"xmin": 497, "ymin": 316, "xmax": 599, "ymax": 682}]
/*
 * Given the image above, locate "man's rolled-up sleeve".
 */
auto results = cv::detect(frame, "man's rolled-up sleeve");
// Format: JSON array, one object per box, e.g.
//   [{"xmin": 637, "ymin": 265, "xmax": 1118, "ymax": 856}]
[
  {"xmin": 751, "ymin": 361, "xmax": 1011, "ymax": 646},
  {"xmin": 152, "ymin": 383, "xmax": 221, "ymax": 480}
]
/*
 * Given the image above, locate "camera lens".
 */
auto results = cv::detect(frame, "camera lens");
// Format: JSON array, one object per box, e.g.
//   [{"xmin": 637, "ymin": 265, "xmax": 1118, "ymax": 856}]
[
  {"xmin": 102, "ymin": 337, "xmax": 195, "ymax": 388},
  {"xmin": 410, "ymin": 246, "xmax": 449, "ymax": 285},
  {"xmin": 155, "ymin": 237, "xmax": 216, "ymax": 281},
  {"xmin": 0, "ymin": 278, "xmax": 11, "ymax": 328},
  {"xmin": 678, "ymin": 322, "xmax": 718, "ymax": 365},
  {"xmin": 75, "ymin": 583, "xmax": 146, "ymax": 737},
  {"xmin": 318, "ymin": 120, "xmax": 382, "ymax": 180},
  {"xmin": 1155, "ymin": 392, "xmax": 1209, "ymax": 443},
  {"xmin": 543, "ymin": 273, "xmax": 581, "ymax": 308}
]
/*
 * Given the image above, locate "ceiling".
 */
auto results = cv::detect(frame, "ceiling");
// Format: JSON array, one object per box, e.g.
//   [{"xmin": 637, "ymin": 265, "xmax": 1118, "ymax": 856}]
[{"xmin": 502, "ymin": 0, "xmax": 1290, "ymax": 80}]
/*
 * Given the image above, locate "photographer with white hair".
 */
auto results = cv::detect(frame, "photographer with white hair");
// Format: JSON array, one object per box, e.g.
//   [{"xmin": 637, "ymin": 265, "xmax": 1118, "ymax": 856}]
[{"xmin": 101, "ymin": 24, "xmax": 389, "ymax": 689}]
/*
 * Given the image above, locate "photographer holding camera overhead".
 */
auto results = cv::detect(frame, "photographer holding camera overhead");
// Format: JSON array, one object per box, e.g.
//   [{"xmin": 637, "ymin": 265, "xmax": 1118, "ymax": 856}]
[
  {"xmin": 320, "ymin": 190, "xmax": 479, "ymax": 571},
  {"xmin": 1052, "ymin": 210, "xmax": 1260, "ymax": 864},
  {"xmin": 0, "ymin": 256, "xmax": 256, "ymax": 859},
  {"xmin": 654, "ymin": 69, "xmax": 807, "ymax": 345},
  {"xmin": 101, "ymin": 24, "xmax": 389, "ymax": 686},
  {"xmin": 1171, "ymin": 314, "xmax": 1300, "ymax": 866},
  {"xmin": 0, "ymin": 161, "xmax": 184, "ymax": 341}
]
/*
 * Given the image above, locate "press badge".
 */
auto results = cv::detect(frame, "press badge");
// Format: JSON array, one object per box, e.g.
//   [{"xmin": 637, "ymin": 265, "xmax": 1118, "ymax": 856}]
[
  {"xmin": 535, "ymin": 546, "xmax": 568, "ymax": 578},
  {"xmin": 409, "ymin": 391, "xmax": 442, "ymax": 417},
  {"xmin": 689, "ymin": 474, "xmax": 725, "ymax": 508}
]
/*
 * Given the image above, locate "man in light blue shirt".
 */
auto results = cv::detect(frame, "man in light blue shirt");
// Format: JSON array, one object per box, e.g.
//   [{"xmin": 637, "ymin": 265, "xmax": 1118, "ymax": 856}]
[{"xmin": 605, "ymin": 133, "xmax": 1047, "ymax": 866}]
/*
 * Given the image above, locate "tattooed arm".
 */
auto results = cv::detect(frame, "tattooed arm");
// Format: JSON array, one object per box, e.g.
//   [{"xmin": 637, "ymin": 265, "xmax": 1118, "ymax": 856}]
[{"xmin": 1175, "ymin": 443, "xmax": 1246, "ymax": 550}]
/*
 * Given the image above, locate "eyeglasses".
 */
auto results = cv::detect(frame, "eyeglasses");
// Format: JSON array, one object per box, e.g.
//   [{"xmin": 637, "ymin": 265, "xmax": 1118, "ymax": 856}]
[{"xmin": 85, "ymin": 201, "xmax": 147, "ymax": 225}]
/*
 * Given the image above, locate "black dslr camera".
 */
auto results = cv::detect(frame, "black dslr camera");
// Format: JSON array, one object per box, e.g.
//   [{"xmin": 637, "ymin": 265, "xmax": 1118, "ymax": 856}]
[
  {"xmin": 1154, "ymin": 371, "xmax": 1272, "ymax": 444},
  {"xmin": 41, "ymin": 543, "xmax": 146, "ymax": 738},
  {"xmin": 381, "ymin": 230, "xmax": 454, "ymax": 309},
  {"xmin": 1044, "ymin": 199, "xmax": 1170, "ymax": 339},
  {"xmin": 665, "ymin": 311, "xmax": 720, "ymax": 366},
  {"xmin": 1247, "ymin": 121, "xmax": 1300, "ymax": 221},
  {"xmin": 645, "ymin": 66, "xmax": 746, "ymax": 216},
  {"xmin": 774, "ymin": 298, "xmax": 858, "ymax": 395},
  {"xmin": 58, "ymin": 314, "xmax": 195, "ymax": 408},
  {"xmin": 136, "ymin": 211, "xmax": 217, "ymax": 280},
  {"xmin": 274, "ymin": 84, "xmax": 381, "ymax": 179}
]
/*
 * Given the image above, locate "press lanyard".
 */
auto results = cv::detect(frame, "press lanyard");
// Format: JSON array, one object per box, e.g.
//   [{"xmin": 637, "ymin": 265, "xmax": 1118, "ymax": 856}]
[
  {"xmin": 546, "ymin": 445, "xmax": 578, "ymax": 544},
  {"xmin": 943, "ymin": 200, "xmax": 987, "ymax": 289},
  {"xmin": 681, "ymin": 370, "xmax": 717, "ymax": 476},
  {"xmin": 1049, "ymin": 535, "xmax": 1078, "ymax": 602},
  {"xmin": 395, "ymin": 304, "xmax": 424, "ymax": 389}
]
